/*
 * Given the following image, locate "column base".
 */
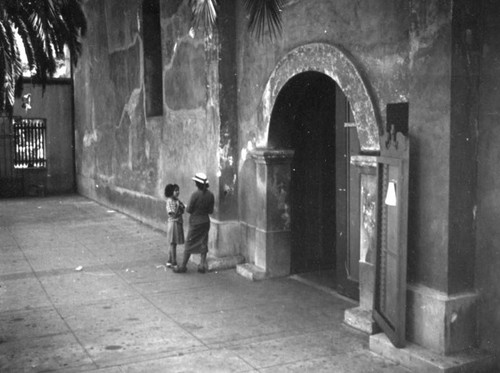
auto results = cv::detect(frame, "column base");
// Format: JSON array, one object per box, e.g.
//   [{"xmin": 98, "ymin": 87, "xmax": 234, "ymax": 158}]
[
  {"xmin": 189, "ymin": 254, "xmax": 245, "ymax": 272},
  {"xmin": 236, "ymin": 263, "xmax": 267, "ymax": 281},
  {"xmin": 407, "ymin": 284, "xmax": 478, "ymax": 354},
  {"xmin": 343, "ymin": 307, "xmax": 380, "ymax": 334},
  {"xmin": 370, "ymin": 333, "xmax": 497, "ymax": 373}
]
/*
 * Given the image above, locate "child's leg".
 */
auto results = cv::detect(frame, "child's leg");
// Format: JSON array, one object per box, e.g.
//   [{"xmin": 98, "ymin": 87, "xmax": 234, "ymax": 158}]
[
  {"xmin": 167, "ymin": 243, "xmax": 176, "ymax": 266},
  {"xmin": 171, "ymin": 243, "xmax": 177, "ymax": 265}
]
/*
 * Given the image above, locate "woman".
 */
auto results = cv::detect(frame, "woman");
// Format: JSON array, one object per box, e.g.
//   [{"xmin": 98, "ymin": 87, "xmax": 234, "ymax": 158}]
[{"xmin": 174, "ymin": 172, "xmax": 214, "ymax": 273}]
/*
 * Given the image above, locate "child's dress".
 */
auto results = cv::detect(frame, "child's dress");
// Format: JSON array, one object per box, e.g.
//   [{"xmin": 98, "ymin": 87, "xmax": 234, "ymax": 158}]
[{"xmin": 166, "ymin": 197, "xmax": 185, "ymax": 244}]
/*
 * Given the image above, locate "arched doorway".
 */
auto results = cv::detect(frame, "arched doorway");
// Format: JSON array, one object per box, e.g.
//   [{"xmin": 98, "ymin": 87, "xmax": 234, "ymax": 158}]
[
  {"xmin": 268, "ymin": 71, "xmax": 360, "ymax": 299},
  {"xmin": 243, "ymin": 43, "xmax": 380, "ymax": 300}
]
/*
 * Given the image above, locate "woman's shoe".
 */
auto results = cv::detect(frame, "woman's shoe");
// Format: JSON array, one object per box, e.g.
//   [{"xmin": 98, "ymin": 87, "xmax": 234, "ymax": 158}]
[
  {"xmin": 197, "ymin": 265, "xmax": 207, "ymax": 274},
  {"xmin": 173, "ymin": 266, "xmax": 187, "ymax": 273}
]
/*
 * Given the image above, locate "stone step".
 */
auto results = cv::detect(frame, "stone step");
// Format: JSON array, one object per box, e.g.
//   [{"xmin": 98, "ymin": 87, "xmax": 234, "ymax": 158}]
[
  {"xmin": 370, "ymin": 333, "xmax": 497, "ymax": 373},
  {"xmin": 344, "ymin": 306, "xmax": 380, "ymax": 335}
]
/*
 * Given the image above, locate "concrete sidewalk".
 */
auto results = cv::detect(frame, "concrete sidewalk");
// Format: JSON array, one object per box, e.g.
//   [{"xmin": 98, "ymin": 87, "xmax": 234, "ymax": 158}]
[{"xmin": 0, "ymin": 195, "xmax": 410, "ymax": 372}]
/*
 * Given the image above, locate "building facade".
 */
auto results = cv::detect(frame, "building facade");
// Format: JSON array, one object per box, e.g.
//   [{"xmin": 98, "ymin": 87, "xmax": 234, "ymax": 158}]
[{"xmin": 73, "ymin": 0, "xmax": 500, "ymax": 370}]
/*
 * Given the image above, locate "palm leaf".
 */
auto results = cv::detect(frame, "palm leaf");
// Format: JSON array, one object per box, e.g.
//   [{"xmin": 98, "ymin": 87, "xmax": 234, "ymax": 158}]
[
  {"xmin": 243, "ymin": 0, "xmax": 284, "ymax": 41},
  {"xmin": 189, "ymin": 0, "xmax": 284, "ymax": 41},
  {"xmin": 7, "ymin": 22, "xmax": 23, "ymax": 107},
  {"xmin": 0, "ymin": 0, "xmax": 87, "ymax": 111},
  {"xmin": 0, "ymin": 19, "xmax": 23, "ymax": 113},
  {"xmin": 11, "ymin": 17, "xmax": 37, "ymax": 72},
  {"xmin": 189, "ymin": 0, "xmax": 218, "ymax": 34}
]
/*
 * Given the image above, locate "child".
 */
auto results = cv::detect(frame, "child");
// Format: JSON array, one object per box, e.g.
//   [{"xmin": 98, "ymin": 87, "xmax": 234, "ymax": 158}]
[{"xmin": 164, "ymin": 184, "xmax": 185, "ymax": 267}]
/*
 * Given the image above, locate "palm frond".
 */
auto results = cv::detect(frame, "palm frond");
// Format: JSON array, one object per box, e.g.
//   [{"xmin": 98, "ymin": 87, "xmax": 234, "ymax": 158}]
[
  {"xmin": 243, "ymin": 0, "xmax": 284, "ymax": 41},
  {"xmin": 12, "ymin": 18, "xmax": 36, "ymax": 72},
  {"xmin": 57, "ymin": 0, "xmax": 87, "ymax": 66},
  {"xmin": 0, "ymin": 0, "xmax": 87, "ymax": 112},
  {"xmin": 189, "ymin": 0, "xmax": 218, "ymax": 34},
  {"xmin": 0, "ymin": 19, "xmax": 23, "ymax": 113},
  {"xmin": 0, "ymin": 55, "xmax": 6, "ymax": 113},
  {"xmin": 189, "ymin": 0, "xmax": 284, "ymax": 41}
]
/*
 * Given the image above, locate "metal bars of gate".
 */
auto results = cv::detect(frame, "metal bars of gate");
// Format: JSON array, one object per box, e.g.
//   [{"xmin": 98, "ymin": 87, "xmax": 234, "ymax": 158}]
[{"xmin": 13, "ymin": 118, "xmax": 47, "ymax": 169}]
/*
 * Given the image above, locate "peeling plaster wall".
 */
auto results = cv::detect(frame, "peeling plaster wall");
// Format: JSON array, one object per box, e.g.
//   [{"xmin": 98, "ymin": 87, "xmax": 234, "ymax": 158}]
[
  {"xmin": 74, "ymin": 0, "xmax": 218, "ymax": 230},
  {"xmin": 234, "ymin": 0, "xmax": 493, "ymax": 354},
  {"xmin": 236, "ymin": 0, "xmax": 410, "ymax": 258},
  {"xmin": 476, "ymin": 0, "xmax": 500, "ymax": 357},
  {"xmin": 71, "ymin": 0, "xmax": 500, "ymax": 356},
  {"xmin": 406, "ymin": 0, "xmax": 453, "ymax": 295}
]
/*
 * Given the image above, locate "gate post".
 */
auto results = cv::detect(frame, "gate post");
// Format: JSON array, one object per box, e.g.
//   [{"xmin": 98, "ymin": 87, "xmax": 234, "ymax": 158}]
[{"xmin": 246, "ymin": 148, "xmax": 294, "ymax": 278}]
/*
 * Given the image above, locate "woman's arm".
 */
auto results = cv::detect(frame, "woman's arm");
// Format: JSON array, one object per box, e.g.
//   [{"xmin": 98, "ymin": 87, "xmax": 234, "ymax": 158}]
[{"xmin": 186, "ymin": 193, "xmax": 196, "ymax": 214}]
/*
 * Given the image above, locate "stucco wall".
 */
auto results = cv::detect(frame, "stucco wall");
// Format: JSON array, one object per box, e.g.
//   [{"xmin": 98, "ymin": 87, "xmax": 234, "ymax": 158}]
[
  {"xmin": 12, "ymin": 82, "xmax": 74, "ymax": 195},
  {"xmin": 235, "ymin": 0, "xmax": 410, "ymax": 256},
  {"xmin": 234, "ymin": 0, "xmax": 490, "ymax": 354},
  {"xmin": 476, "ymin": 0, "xmax": 500, "ymax": 356},
  {"xmin": 74, "ymin": 0, "xmax": 219, "ymax": 230},
  {"xmin": 72, "ymin": 0, "xmax": 498, "ymax": 355}
]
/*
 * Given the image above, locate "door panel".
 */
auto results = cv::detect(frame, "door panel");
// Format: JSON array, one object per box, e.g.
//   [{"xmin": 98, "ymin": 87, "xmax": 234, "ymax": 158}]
[{"xmin": 373, "ymin": 131, "xmax": 409, "ymax": 348}]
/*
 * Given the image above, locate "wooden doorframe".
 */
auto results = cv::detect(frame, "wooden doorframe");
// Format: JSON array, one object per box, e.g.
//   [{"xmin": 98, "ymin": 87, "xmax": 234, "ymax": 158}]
[{"xmin": 0, "ymin": 116, "xmax": 23, "ymax": 198}]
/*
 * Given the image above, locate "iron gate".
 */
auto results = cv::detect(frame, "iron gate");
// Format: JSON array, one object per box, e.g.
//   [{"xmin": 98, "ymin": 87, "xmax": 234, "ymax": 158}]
[{"xmin": 0, "ymin": 116, "xmax": 47, "ymax": 198}]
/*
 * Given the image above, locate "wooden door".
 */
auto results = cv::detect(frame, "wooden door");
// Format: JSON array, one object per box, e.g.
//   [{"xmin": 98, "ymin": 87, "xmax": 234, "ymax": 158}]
[
  {"xmin": 373, "ymin": 129, "xmax": 409, "ymax": 348},
  {"xmin": 335, "ymin": 91, "xmax": 360, "ymax": 300}
]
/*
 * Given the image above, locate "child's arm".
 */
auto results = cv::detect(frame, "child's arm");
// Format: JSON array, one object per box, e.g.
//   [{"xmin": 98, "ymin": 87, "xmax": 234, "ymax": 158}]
[{"xmin": 166, "ymin": 198, "xmax": 177, "ymax": 217}]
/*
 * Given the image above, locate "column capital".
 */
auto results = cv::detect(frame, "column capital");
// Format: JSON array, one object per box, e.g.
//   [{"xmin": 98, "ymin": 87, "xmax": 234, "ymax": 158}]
[{"xmin": 250, "ymin": 148, "xmax": 294, "ymax": 165}]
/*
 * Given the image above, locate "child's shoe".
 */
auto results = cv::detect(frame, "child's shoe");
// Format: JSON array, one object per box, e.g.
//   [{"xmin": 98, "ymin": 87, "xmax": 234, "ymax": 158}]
[
  {"xmin": 166, "ymin": 262, "xmax": 172, "ymax": 268},
  {"xmin": 197, "ymin": 265, "xmax": 207, "ymax": 274}
]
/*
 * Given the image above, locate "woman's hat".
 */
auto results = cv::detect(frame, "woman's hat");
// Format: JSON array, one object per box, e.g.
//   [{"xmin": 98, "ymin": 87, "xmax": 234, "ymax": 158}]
[{"xmin": 192, "ymin": 172, "xmax": 208, "ymax": 184}]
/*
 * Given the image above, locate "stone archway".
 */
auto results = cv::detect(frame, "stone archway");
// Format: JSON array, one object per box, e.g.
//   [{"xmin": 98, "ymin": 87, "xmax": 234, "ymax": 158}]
[{"xmin": 257, "ymin": 43, "xmax": 381, "ymax": 153}]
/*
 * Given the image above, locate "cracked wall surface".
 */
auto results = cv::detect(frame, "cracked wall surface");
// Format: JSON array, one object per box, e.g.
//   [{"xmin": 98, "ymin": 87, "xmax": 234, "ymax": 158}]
[
  {"xmin": 72, "ymin": 0, "xmax": 500, "ymax": 357},
  {"xmin": 74, "ymin": 0, "xmax": 217, "ymax": 228}
]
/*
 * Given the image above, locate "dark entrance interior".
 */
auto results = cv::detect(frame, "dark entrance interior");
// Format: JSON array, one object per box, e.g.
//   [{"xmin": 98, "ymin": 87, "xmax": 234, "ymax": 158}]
[{"xmin": 268, "ymin": 71, "xmax": 360, "ymax": 300}]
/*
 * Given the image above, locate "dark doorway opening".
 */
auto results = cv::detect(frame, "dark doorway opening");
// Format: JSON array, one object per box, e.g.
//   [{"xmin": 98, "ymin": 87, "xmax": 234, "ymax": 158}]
[{"xmin": 268, "ymin": 71, "xmax": 359, "ymax": 300}]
